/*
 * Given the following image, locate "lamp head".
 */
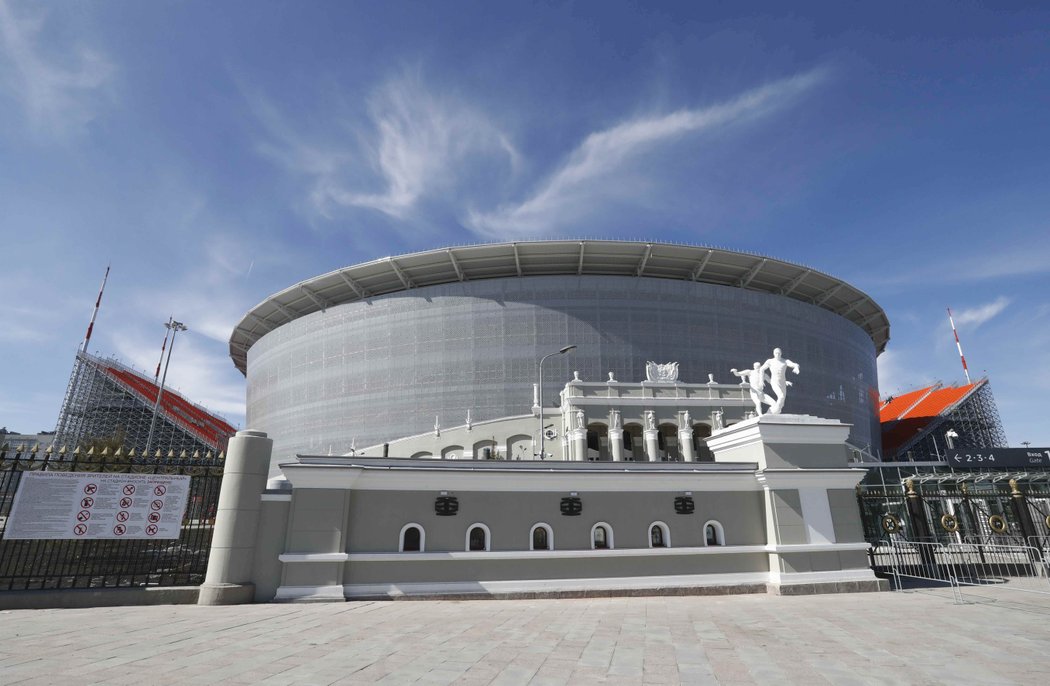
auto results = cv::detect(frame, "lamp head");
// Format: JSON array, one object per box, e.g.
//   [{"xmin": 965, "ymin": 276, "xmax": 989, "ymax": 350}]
[{"xmin": 558, "ymin": 345, "xmax": 577, "ymax": 354}]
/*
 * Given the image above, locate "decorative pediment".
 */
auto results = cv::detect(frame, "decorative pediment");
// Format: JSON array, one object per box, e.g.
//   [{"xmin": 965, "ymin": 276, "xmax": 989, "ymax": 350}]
[{"xmin": 645, "ymin": 361, "xmax": 679, "ymax": 383}]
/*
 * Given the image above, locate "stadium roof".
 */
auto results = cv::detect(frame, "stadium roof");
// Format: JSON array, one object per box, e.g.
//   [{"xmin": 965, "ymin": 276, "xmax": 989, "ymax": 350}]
[{"xmin": 229, "ymin": 240, "xmax": 890, "ymax": 374}]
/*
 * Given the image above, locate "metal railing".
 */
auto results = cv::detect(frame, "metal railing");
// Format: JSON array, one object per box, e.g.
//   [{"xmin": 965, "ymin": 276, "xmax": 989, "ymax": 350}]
[
  {"xmin": 0, "ymin": 445, "xmax": 223, "ymax": 591},
  {"xmin": 870, "ymin": 539, "xmax": 1050, "ymax": 604}
]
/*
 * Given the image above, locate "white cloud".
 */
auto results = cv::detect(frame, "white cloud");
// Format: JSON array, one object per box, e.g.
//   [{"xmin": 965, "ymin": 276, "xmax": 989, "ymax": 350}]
[
  {"xmin": 952, "ymin": 297, "xmax": 1010, "ymax": 329},
  {"xmin": 250, "ymin": 68, "xmax": 519, "ymax": 221},
  {"xmin": 0, "ymin": 0, "xmax": 113, "ymax": 136},
  {"xmin": 467, "ymin": 67, "xmax": 829, "ymax": 238},
  {"xmin": 876, "ymin": 349, "xmax": 936, "ymax": 398}
]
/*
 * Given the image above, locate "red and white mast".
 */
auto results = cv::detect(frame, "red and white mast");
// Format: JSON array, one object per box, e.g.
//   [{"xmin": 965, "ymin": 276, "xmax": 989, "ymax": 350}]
[
  {"xmin": 81, "ymin": 266, "xmax": 110, "ymax": 353},
  {"xmin": 946, "ymin": 306, "xmax": 972, "ymax": 385}
]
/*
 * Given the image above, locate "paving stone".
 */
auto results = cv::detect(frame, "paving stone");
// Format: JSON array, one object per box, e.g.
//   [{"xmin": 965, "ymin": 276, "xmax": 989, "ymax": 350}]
[{"xmin": 3, "ymin": 592, "xmax": 1050, "ymax": 685}]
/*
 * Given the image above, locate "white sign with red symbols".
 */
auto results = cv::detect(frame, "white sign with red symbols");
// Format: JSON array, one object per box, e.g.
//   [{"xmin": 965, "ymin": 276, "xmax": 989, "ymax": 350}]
[{"xmin": 4, "ymin": 472, "xmax": 192, "ymax": 540}]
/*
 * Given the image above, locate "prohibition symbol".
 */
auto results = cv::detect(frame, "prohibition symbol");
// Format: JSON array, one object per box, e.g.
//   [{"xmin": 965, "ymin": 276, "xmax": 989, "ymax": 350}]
[
  {"xmin": 154, "ymin": 485, "xmax": 167, "ymax": 496},
  {"xmin": 116, "ymin": 510, "xmax": 130, "ymax": 522},
  {"xmin": 147, "ymin": 512, "xmax": 161, "ymax": 523},
  {"xmin": 113, "ymin": 524, "xmax": 127, "ymax": 536},
  {"xmin": 73, "ymin": 524, "xmax": 88, "ymax": 536},
  {"xmin": 83, "ymin": 483, "xmax": 98, "ymax": 495},
  {"xmin": 145, "ymin": 524, "xmax": 159, "ymax": 536},
  {"xmin": 76, "ymin": 510, "xmax": 91, "ymax": 522},
  {"xmin": 81, "ymin": 497, "xmax": 94, "ymax": 508},
  {"xmin": 150, "ymin": 500, "xmax": 164, "ymax": 511},
  {"xmin": 123, "ymin": 484, "xmax": 136, "ymax": 496},
  {"xmin": 120, "ymin": 497, "xmax": 133, "ymax": 509}
]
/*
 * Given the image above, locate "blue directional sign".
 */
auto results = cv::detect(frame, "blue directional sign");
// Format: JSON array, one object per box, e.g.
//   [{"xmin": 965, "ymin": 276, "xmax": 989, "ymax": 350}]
[{"xmin": 946, "ymin": 448, "xmax": 1050, "ymax": 469}]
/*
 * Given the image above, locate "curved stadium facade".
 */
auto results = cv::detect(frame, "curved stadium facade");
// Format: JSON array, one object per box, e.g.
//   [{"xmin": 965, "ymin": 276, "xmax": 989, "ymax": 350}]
[{"xmin": 229, "ymin": 241, "xmax": 889, "ymax": 463}]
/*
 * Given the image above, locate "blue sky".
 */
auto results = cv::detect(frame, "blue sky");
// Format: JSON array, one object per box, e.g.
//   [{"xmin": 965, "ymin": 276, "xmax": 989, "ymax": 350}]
[{"xmin": 1, "ymin": 1, "xmax": 1048, "ymax": 447}]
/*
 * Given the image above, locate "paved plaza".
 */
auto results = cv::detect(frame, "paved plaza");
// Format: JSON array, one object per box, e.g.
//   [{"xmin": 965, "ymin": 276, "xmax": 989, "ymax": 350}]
[{"xmin": 2, "ymin": 590, "xmax": 1049, "ymax": 685}]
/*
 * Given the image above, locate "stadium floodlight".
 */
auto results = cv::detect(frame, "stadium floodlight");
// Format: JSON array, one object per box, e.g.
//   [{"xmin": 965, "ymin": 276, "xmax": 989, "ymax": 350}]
[
  {"xmin": 145, "ymin": 320, "xmax": 188, "ymax": 455},
  {"xmin": 537, "ymin": 345, "xmax": 577, "ymax": 460}
]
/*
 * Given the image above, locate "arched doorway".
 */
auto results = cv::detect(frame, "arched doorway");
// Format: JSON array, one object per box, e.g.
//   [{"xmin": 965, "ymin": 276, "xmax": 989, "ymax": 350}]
[
  {"xmin": 657, "ymin": 423, "xmax": 680, "ymax": 461},
  {"xmin": 586, "ymin": 422, "xmax": 609, "ymax": 461},
  {"xmin": 692, "ymin": 423, "xmax": 713, "ymax": 461},
  {"xmin": 622, "ymin": 423, "xmax": 643, "ymax": 461}
]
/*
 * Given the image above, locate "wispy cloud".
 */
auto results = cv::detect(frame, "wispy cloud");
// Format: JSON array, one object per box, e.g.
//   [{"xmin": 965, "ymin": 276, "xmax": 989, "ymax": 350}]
[
  {"xmin": 250, "ymin": 68, "xmax": 519, "ymax": 222},
  {"xmin": 0, "ymin": 0, "xmax": 113, "ymax": 136},
  {"xmin": 467, "ymin": 67, "xmax": 830, "ymax": 238},
  {"xmin": 952, "ymin": 297, "xmax": 1010, "ymax": 329}
]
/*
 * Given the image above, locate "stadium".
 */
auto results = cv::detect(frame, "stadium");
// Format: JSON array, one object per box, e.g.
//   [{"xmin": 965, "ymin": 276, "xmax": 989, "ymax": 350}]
[{"xmin": 229, "ymin": 240, "xmax": 889, "ymax": 472}]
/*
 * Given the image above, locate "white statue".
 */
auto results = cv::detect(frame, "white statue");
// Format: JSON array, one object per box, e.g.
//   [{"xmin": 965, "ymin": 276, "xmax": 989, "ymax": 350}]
[
  {"xmin": 575, "ymin": 409, "xmax": 586, "ymax": 430},
  {"xmin": 645, "ymin": 361, "xmax": 679, "ymax": 383},
  {"xmin": 644, "ymin": 411, "xmax": 656, "ymax": 431},
  {"xmin": 572, "ymin": 370, "xmax": 581, "ymax": 382},
  {"xmin": 611, "ymin": 409, "xmax": 622, "ymax": 430},
  {"xmin": 712, "ymin": 410, "xmax": 724, "ymax": 430},
  {"xmin": 759, "ymin": 348, "xmax": 800, "ymax": 414},
  {"xmin": 707, "ymin": 373, "xmax": 716, "ymax": 384},
  {"xmin": 682, "ymin": 411, "xmax": 692, "ymax": 428},
  {"xmin": 730, "ymin": 363, "xmax": 774, "ymax": 416},
  {"xmin": 608, "ymin": 371, "xmax": 617, "ymax": 382}
]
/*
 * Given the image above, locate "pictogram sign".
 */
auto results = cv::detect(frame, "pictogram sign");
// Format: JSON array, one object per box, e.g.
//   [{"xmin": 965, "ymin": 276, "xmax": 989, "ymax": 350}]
[{"xmin": 4, "ymin": 472, "xmax": 192, "ymax": 540}]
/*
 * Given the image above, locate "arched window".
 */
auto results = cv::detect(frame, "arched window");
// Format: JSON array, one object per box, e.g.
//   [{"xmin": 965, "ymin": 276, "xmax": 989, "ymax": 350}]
[
  {"xmin": 649, "ymin": 521, "xmax": 670, "ymax": 548},
  {"xmin": 410, "ymin": 451, "xmax": 433, "ymax": 459},
  {"xmin": 442, "ymin": 445, "xmax": 464, "ymax": 460},
  {"xmin": 399, "ymin": 523, "xmax": 425, "ymax": 552},
  {"xmin": 591, "ymin": 522, "xmax": 614, "ymax": 550},
  {"xmin": 704, "ymin": 520, "xmax": 725, "ymax": 546},
  {"xmin": 466, "ymin": 523, "xmax": 491, "ymax": 551},
  {"xmin": 530, "ymin": 523, "xmax": 554, "ymax": 551}
]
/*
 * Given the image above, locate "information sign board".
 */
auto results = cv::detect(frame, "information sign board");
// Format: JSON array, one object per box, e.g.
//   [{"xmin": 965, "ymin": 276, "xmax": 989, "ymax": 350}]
[
  {"xmin": 945, "ymin": 448, "xmax": 1050, "ymax": 469},
  {"xmin": 4, "ymin": 472, "xmax": 191, "ymax": 540}
]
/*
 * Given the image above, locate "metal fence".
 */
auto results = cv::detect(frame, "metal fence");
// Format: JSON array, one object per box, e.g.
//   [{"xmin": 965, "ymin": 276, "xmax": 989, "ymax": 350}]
[
  {"xmin": 870, "ymin": 539, "xmax": 1050, "ymax": 603},
  {"xmin": 0, "ymin": 444, "xmax": 223, "ymax": 591}
]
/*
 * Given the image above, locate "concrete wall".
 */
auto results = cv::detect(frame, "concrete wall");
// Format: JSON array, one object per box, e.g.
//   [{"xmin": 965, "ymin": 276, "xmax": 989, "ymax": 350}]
[{"xmin": 339, "ymin": 490, "xmax": 767, "ymax": 553}]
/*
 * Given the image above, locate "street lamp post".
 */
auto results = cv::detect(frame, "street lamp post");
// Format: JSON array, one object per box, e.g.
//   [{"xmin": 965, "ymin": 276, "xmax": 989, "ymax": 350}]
[
  {"xmin": 145, "ymin": 320, "xmax": 187, "ymax": 455},
  {"xmin": 537, "ymin": 345, "xmax": 576, "ymax": 460}
]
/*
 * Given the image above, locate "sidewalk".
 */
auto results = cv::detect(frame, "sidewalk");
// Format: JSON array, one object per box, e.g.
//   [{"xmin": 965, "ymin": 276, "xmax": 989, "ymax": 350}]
[{"xmin": 2, "ymin": 590, "xmax": 1048, "ymax": 685}]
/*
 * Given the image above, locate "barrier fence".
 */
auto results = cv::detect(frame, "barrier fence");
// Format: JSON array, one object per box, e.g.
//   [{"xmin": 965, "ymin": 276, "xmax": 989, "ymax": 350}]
[
  {"xmin": 0, "ymin": 444, "xmax": 223, "ymax": 591},
  {"xmin": 869, "ymin": 539, "xmax": 1050, "ymax": 603}
]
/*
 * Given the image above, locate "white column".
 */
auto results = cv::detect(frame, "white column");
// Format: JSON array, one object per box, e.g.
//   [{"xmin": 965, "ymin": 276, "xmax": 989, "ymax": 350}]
[
  {"xmin": 644, "ymin": 429, "xmax": 660, "ymax": 462},
  {"xmin": 679, "ymin": 428, "xmax": 695, "ymax": 462},
  {"xmin": 572, "ymin": 429, "xmax": 588, "ymax": 462},
  {"xmin": 609, "ymin": 430, "xmax": 624, "ymax": 462}
]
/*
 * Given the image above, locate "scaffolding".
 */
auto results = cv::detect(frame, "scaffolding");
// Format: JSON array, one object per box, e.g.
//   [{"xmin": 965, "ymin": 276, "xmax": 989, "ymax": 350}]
[
  {"xmin": 884, "ymin": 379, "xmax": 1007, "ymax": 462},
  {"xmin": 53, "ymin": 350, "xmax": 235, "ymax": 454}
]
